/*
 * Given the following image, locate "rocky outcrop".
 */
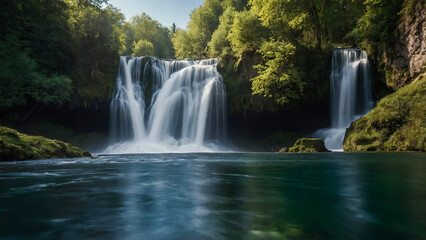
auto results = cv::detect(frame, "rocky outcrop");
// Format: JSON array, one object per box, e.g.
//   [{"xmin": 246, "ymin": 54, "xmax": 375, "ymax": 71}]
[
  {"xmin": 288, "ymin": 138, "xmax": 330, "ymax": 153},
  {"xmin": 279, "ymin": 147, "xmax": 289, "ymax": 153},
  {"xmin": 0, "ymin": 126, "xmax": 93, "ymax": 161},
  {"xmin": 385, "ymin": 1, "xmax": 426, "ymax": 89},
  {"xmin": 344, "ymin": 75, "xmax": 425, "ymax": 152}
]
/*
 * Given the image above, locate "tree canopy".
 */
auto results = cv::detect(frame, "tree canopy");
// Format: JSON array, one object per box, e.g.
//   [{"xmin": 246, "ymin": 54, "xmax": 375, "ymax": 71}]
[
  {"xmin": 0, "ymin": 0, "xmax": 415, "ymax": 114},
  {"xmin": 0, "ymin": 0, "xmax": 175, "ymax": 113},
  {"xmin": 172, "ymin": 0, "xmax": 404, "ymax": 110},
  {"xmin": 126, "ymin": 13, "xmax": 173, "ymax": 58}
]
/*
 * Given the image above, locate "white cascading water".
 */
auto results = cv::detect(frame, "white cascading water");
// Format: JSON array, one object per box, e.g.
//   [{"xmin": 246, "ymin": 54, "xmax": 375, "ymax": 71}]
[
  {"xmin": 313, "ymin": 49, "xmax": 375, "ymax": 151},
  {"xmin": 106, "ymin": 56, "xmax": 227, "ymax": 153}
]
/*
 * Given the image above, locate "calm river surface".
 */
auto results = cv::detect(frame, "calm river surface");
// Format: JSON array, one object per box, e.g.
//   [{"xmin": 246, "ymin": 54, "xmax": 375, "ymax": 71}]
[{"xmin": 0, "ymin": 153, "xmax": 425, "ymax": 239}]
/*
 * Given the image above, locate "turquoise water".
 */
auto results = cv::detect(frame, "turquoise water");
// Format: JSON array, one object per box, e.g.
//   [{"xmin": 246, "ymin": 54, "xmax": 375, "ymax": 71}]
[{"xmin": 0, "ymin": 153, "xmax": 425, "ymax": 239}]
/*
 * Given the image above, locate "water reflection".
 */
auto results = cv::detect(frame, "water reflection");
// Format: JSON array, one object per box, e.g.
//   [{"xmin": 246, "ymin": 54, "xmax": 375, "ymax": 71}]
[{"xmin": 0, "ymin": 153, "xmax": 425, "ymax": 239}]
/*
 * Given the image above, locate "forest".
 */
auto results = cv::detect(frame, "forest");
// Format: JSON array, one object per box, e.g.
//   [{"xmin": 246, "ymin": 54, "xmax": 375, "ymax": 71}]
[{"xmin": 0, "ymin": 0, "xmax": 424, "ymax": 151}]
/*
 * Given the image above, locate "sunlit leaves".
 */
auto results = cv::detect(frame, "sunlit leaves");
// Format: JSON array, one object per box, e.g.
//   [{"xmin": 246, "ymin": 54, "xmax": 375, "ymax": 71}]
[
  {"xmin": 132, "ymin": 39, "xmax": 155, "ymax": 57},
  {"xmin": 171, "ymin": 0, "xmax": 223, "ymax": 59},
  {"xmin": 67, "ymin": 0, "xmax": 125, "ymax": 101},
  {"xmin": 128, "ymin": 13, "xmax": 172, "ymax": 58},
  {"xmin": 208, "ymin": 7, "xmax": 236, "ymax": 58},
  {"xmin": 251, "ymin": 40, "xmax": 304, "ymax": 105},
  {"xmin": 227, "ymin": 10, "xmax": 265, "ymax": 58},
  {"xmin": 172, "ymin": 29, "xmax": 196, "ymax": 59}
]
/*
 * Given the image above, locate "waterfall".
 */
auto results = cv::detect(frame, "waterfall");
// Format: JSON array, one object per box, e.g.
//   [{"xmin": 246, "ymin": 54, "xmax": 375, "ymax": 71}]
[
  {"xmin": 313, "ymin": 49, "xmax": 374, "ymax": 151},
  {"xmin": 106, "ymin": 56, "xmax": 227, "ymax": 153}
]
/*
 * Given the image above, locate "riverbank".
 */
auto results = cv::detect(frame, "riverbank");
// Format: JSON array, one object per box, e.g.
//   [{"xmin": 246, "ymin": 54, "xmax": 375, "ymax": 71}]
[{"xmin": 344, "ymin": 75, "xmax": 425, "ymax": 152}]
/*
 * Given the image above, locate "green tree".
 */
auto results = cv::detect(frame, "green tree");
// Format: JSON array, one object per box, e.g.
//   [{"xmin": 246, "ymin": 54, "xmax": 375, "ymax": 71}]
[
  {"xmin": 121, "ymin": 21, "xmax": 135, "ymax": 55},
  {"xmin": 0, "ymin": 35, "xmax": 72, "ymax": 110},
  {"xmin": 129, "ymin": 13, "xmax": 173, "ymax": 58},
  {"xmin": 172, "ymin": 0, "xmax": 223, "ymax": 59},
  {"xmin": 187, "ymin": 0, "xmax": 223, "ymax": 58},
  {"xmin": 208, "ymin": 7, "xmax": 236, "ymax": 58},
  {"xmin": 249, "ymin": 0, "xmax": 364, "ymax": 49},
  {"xmin": 172, "ymin": 29, "xmax": 196, "ymax": 59},
  {"xmin": 250, "ymin": 0, "xmax": 321, "ymax": 48},
  {"xmin": 227, "ymin": 9, "xmax": 265, "ymax": 58},
  {"xmin": 0, "ymin": 0, "xmax": 71, "ymax": 75},
  {"xmin": 251, "ymin": 40, "xmax": 304, "ymax": 105},
  {"xmin": 67, "ymin": 1, "xmax": 125, "ymax": 102},
  {"xmin": 349, "ymin": 0, "xmax": 404, "ymax": 57},
  {"xmin": 221, "ymin": 0, "xmax": 249, "ymax": 11},
  {"xmin": 132, "ymin": 39, "xmax": 155, "ymax": 56}
]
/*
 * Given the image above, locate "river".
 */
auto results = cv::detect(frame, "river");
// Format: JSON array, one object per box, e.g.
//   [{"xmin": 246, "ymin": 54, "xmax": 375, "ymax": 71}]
[{"xmin": 1, "ymin": 153, "xmax": 425, "ymax": 239}]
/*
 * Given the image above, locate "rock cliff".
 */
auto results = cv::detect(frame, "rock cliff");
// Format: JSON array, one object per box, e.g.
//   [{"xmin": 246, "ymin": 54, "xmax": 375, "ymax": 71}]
[{"xmin": 385, "ymin": 1, "xmax": 426, "ymax": 89}]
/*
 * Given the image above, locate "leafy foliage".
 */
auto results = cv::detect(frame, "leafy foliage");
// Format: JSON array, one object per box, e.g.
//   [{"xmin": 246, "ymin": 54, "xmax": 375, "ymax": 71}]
[
  {"xmin": 251, "ymin": 40, "xmax": 304, "ymax": 105},
  {"xmin": 127, "ymin": 13, "xmax": 173, "ymax": 58},
  {"xmin": 0, "ymin": 0, "xmax": 175, "ymax": 110},
  {"xmin": 170, "ymin": 0, "xmax": 370, "ymax": 109},
  {"xmin": 0, "ymin": 34, "xmax": 72, "ymax": 109},
  {"xmin": 29, "ymin": 75, "xmax": 73, "ymax": 105},
  {"xmin": 227, "ymin": 10, "xmax": 265, "ymax": 58},
  {"xmin": 221, "ymin": 0, "xmax": 248, "ymax": 11},
  {"xmin": 349, "ymin": 0, "xmax": 404, "ymax": 57},
  {"xmin": 0, "ymin": 0, "xmax": 416, "ymax": 117},
  {"xmin": 132, "ymin": 40, "xmax": 155, "ymax": 56},
  {"xmin": 172, "ymin": 29, "xmax": 196, "ymax": 59},
  {"xmin": 172, "ymin": 0, "xmax": 224, "ymax": 59},
  {"xmin": 67, "ymin": 1, "xmax": 125, "ymax": 101},
  {"xmin": 208, "ymin": 7, "xmax": 236, "ymax": 58},
  {"xmin": 188, "ymin": 0, "xmax": 223, "ymax": 57}
]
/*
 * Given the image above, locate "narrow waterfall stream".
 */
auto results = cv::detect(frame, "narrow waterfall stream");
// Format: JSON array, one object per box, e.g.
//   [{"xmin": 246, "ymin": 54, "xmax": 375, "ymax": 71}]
[
  {"xmin": 106, "ymin": 57, "xmax": 227, "ymax": 153},
  {"xmin": 313, "ymin": 49, "xmax": 375, "ymax": 151}
]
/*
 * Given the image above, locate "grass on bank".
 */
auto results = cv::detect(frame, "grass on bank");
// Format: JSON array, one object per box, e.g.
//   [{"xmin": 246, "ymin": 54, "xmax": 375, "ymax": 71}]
[{"xmin": 344, "ymin": 75, "xmax": 426, "ymax": 152}]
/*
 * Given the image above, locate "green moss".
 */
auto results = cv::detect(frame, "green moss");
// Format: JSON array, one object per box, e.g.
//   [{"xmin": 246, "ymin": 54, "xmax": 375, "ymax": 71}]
[
  {"xmin": 0, "ymin": 126, "xmax": 92, "ymax": 161},
  {"xmin": 344, "ymin": 75, "xmax": 426, "ymax": 152},
  {"xmin": 288, "ymin": 138, "xmax": 330, "ymax": 153}
]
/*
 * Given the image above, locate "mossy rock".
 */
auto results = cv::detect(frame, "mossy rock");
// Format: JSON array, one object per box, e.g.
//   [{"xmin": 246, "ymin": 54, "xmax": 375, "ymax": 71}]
[
  {"xmin": 278, "ymin": 147, "xmax": 289, "ymax": 153},
  {"xmin": 0, "ymin": 126, "xmax": 92, "ymax": 161},
  {"xmin": 344, "ymin": 75, "xmax": 426, "ymax": 152},
  {"xmin": 288, "ymin": 138, "xmax": 330, "ymax": 153}
]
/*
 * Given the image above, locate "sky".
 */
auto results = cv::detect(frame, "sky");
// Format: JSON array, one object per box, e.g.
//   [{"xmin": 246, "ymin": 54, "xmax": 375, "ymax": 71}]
[{"xmin": 108, "ymin": 0, "xmax": 205, "ymax": 29}]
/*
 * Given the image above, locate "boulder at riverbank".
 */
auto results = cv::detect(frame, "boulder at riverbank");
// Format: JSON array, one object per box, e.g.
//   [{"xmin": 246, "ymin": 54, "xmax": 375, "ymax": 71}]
[
  {"xmin": 0, "ymin": 126, "xmax": 92, "ymax": 161},
  {"xmin": 288, "ymin": 138, "xmax": 330, "ymax": 153},
  {"xmin": 344, "ymin": 75, "xmax": 425, "ymax": 152}
]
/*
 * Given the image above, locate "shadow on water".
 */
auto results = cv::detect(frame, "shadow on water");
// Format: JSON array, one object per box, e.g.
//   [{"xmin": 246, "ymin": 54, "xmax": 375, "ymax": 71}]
[{"xmin": 0, "ymin": 153, "xmax": 425, "ymax": 239}]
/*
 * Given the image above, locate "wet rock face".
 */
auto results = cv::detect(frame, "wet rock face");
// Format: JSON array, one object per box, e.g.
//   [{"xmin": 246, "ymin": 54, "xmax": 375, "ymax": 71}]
[
  {"xmin": 386, "ymin": 2, "xmax": 426, "ymax": 89},
  {"xmin": 403, "ymin": 2, "xmax": 426, "ymax": 77}
]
